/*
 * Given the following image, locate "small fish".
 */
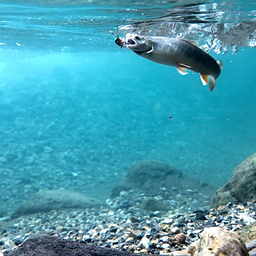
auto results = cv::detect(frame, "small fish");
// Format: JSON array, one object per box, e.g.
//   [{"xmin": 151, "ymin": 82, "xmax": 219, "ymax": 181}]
[{"xmin": 125, "ymin": 34, "xmax": 223, "ymax": 91}]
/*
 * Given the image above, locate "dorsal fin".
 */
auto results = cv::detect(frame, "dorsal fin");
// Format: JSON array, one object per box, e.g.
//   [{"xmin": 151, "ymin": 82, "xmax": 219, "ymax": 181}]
[{"xmin": 182, "ymin": 39, "xmax": 199, "ymax": 47}]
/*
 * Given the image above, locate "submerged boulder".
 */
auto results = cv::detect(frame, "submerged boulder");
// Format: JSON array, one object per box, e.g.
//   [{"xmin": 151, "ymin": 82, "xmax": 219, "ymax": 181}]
[
  {"xmin": 11, "ymin": 189, "xmax": 103, "ymax": 219},
  {"xmin": 140, "ymin": 197, "xmax": 169, "ymax": 211},
  {"xmin": 111, "ymin": 161, "xmax": 215, "ymax": 199},
  {"xmin": 189, "ymin": 227, "xmax": 249, "ymax": 256},
  {"xmin": 211, "ymin": 152, "xmax": 256, "ymax": 208}
]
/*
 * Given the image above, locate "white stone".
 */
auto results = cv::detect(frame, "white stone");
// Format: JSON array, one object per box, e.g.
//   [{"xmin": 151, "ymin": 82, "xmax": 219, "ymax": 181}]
[
  {"xmin": 139, "ymin": 236, "xmax": 151, "ymax": 250},
  {"xmin": 161, "ymin": 218, "xmax": 173, "ymax": 224}
]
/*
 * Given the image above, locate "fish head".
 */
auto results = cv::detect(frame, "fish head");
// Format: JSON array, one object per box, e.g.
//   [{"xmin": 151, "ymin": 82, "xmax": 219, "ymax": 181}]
[{"xmin": 125, "ymin": 34, "xmax": 153, "ymax": 53}]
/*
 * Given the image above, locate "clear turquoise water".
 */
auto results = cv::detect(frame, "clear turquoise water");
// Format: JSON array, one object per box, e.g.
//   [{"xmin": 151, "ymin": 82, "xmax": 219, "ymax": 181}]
[{"xmin": 0, "ymin": 0, "xmax": 256, "ymax": 215}]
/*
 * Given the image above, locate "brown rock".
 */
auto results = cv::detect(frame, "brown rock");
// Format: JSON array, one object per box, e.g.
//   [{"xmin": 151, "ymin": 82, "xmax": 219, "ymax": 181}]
[
  {"xmin": 3, "ymin": 234, "xmax": 151, "ymax": 256},
  {"xmin": 189, "ymin": 227, "xmax": 249, "ymax": 256},
  {"xmin": 175, "ymin": 233, "xmax": 187, "ymax": 244},
  {"xmin": 211, "ymin": 152, "xmax": 256, "ymax": 208}
]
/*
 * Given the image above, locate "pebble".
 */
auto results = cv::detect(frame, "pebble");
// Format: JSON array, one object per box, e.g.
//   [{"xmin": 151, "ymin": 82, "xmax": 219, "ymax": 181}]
[
  {"xmin": 175, "ymin": 233, "xmax": 187, "ymax": 244},
  {"xmin": 139, "ymin": 236, "xmax": 151, "ymax": 250},
  {"xmin": 13, "ymin": 237, "xmax": 24, "ymax": 246},
  {"xmin": 161, "ymin": 243, "xmax": 170, "ymax": 249},
  {"xmin": 161, "ymin": 218, "xmax": 173, "ymax": 224}
]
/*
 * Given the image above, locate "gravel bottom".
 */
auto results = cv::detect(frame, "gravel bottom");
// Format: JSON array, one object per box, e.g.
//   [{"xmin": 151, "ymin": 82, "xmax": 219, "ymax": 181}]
[{"xmin": 0, "ymin": 192, "xmax": 256, "ymax": 255}]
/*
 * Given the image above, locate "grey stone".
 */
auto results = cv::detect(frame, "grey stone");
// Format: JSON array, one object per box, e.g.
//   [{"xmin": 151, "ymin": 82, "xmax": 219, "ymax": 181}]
[
  {"xmin": 111, "ymin": 161, "xmax": 215, "ymax": 199},
  {"xmin": 11, "ymin": 189, "xmax": 104, "ymax": 219},
  {"xmin": 140, "ymin": 197, "xmax": 169, "ymax": 211},
  {"xmin": 211, "ymin": 153, "xmax": 256, "ymax": 208}
]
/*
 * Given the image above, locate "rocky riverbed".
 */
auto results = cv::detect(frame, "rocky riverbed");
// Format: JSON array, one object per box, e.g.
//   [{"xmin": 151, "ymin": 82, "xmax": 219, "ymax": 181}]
[{"xmin": 1, "ymin": 190, "xmax": 256, "ymax": 255}]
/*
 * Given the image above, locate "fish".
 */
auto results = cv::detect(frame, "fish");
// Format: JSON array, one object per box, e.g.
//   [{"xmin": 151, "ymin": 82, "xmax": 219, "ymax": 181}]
[{"xmin": 125, "ymin": 33, "xmax": 223, "ymax": 91}]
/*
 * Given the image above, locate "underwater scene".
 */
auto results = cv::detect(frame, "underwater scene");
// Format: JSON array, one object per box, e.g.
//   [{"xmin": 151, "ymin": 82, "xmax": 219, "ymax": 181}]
[{"xmin": 0, "ymin": 0, "xmax": 256, "ymax": 255}]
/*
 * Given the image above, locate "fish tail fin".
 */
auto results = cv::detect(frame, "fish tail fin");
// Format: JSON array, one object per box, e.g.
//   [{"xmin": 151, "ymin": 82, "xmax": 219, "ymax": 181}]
[
  {"xmin": 208, "ymin": 76, "xmax": 216, "ymax": 92},
  {"xmin": 200, "ymin": 74, "xmax": 216, "ymax": 92}
]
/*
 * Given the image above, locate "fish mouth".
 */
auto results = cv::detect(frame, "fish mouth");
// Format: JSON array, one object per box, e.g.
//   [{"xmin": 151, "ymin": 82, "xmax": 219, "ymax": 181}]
[
  {"xmin": 126, "ymin": 38, "xmax": 136, "ymax": 45},
  {"xmin": 125, "ymin": 34, "xmax": 140, "ymax": 46},
  {"xmin": 125, "ymin": 34, "xmax": 143, "ymax": 46}
]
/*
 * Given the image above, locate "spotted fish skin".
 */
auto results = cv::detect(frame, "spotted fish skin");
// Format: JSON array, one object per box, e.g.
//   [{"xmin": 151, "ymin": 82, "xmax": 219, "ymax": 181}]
[{"xmin": 125, "ymin": 34, "xmax": 222, "ymax": 91}]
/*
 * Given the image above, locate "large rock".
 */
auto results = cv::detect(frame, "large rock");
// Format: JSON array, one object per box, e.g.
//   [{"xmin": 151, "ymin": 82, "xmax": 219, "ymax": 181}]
[
  {"xmin": 211, "ymin": 153, "xmax": 256, "ymax": 208},
  {"xmin": 111, "ymin": 161, "xmax": 215, "ymax": 199},
  {"xmin": 3, "ymin": 234, "xmax": 151, "ymax": 256},
  {"xmin": 237, "ymin": 222, "xmax": 256, "ymax": 256},
  {"xmin": 11, "ymin": 189, "xmax": 104, "ymax": 219},
  {"xmin": 237, "ymin": 222, "xmax": 256, "ymax": 243},
  {"xmin": 189, "ymin": 227, "xmax": 249, "ymax": 256}
]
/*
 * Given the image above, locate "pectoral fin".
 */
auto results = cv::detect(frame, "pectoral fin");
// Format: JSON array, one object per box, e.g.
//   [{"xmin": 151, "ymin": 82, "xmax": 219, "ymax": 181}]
[
  {"xmin": 177, "ymin": 67, "xmax": 188, "ymax": 75},
  {"xmin": 200, "ymin": 74, "xmax": 216, "ymax": 92},
  {"xmin": 176, "ymin": 63, "xmax": 192, "ymax": 75},
  {"xmin": 177, "ymin": 63, "xmax": 192, "ymax": 69}
]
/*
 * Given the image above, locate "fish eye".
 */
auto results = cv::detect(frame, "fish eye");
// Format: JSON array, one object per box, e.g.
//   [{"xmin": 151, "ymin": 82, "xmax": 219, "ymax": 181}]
[{"xmin": 134, "ymin": 36, "xmax": 140, "ymax": 40}]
